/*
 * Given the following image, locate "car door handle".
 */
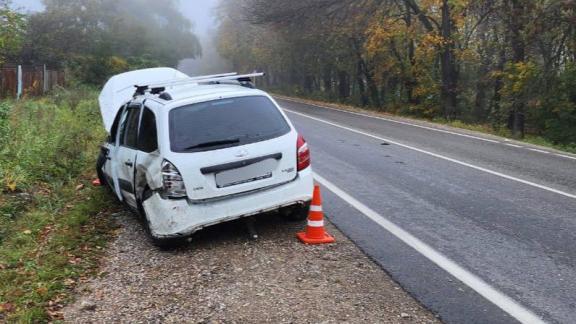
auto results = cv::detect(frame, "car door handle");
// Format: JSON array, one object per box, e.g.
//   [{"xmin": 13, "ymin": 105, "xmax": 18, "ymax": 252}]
[{"xmin": 124, "ymin": 161, "xmax": 134, "ymax": 167}]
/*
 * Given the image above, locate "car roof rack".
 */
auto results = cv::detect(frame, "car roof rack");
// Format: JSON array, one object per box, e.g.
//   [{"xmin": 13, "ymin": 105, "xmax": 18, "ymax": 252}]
[
  {"xmin": 144, "ymin": 72, "xmax": 265, "ymax": 89},
  {"xmin": 132, "ymin": 72, "xmax": 266, "ymax": 99},
  {"xmin": 123, "ymin": 72, "xmax": 239, "ymax": 95}
]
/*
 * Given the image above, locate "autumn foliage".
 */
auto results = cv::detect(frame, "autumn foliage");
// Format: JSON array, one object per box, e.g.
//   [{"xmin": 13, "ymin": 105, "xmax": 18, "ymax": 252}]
[{"xmin": 217, "ymin": 0, "xmax": 576, "ymax": 147}]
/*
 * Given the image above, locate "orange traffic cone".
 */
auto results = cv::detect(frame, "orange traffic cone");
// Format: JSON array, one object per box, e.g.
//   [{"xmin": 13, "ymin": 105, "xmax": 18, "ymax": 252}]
[{"xmin": 297, "ymin": 185, "xmax": 335, "ymax": 244}]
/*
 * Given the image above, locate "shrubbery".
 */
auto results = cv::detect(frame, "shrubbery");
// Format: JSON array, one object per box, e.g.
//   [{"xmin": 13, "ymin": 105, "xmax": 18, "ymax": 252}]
[
  {"xmin": 0, "ymin": 89, "xmax": 116, "ymax": 322},
  {"xmin": 0, "ymin": 87, "xmax": 105, "ymax": 192}
]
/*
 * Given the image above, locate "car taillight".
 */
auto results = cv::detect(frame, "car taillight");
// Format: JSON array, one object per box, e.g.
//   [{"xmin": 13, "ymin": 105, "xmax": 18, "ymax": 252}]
[
  {"xmin": 297, "ymin": 134, "xmax": 310, "ymax": 171},
  {"xmin": 161, "ymin": 160, "xmax": 187, "ymax": 198}
]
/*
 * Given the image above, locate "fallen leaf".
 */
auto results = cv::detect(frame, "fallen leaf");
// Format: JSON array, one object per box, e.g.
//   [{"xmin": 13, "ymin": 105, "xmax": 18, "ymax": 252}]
[
  {"xmin": 0, "ymin": 303, "xmax": 15, "ymax": 313},
  {"xmin": 75, "ymin": 184, "xmax": 85, "ymax": 191},
  {"xmin": 63, "ymin": 278, "xmax": 76, "ymax": 286},
  {"xmin": 7, "ymin": 181, "xmax": 17, "ymax": 192},
  {"xmin": 47, "ymin": 309, "xmax": 64, "ymax": 320},
  {"xmin": 23, "ymin": 230, "xmax": 32, "ymax": 235}
]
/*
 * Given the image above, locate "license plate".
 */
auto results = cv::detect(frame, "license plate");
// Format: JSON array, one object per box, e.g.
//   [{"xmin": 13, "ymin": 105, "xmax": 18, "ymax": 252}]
[{"xmin": 215, "ymin": 159, "xmax": 275, "ymax": 188}]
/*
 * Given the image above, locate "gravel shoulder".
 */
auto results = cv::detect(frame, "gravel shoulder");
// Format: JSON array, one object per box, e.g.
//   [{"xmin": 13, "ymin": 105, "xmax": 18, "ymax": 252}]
[{"xmin": 63, "ymin": 209, "xmax": 440, "ymax": 323}]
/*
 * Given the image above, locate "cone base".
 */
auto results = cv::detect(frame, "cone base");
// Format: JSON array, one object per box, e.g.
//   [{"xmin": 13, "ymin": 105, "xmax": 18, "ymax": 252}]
[{"xmin": 296, "ymin": 231, "xmax": 335, "ymax": 244}]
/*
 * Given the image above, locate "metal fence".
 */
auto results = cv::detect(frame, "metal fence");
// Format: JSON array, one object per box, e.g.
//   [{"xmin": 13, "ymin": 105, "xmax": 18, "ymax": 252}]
[{"xmin": 0, "ymin": 64, "xmax": 65, "ymax": 99}]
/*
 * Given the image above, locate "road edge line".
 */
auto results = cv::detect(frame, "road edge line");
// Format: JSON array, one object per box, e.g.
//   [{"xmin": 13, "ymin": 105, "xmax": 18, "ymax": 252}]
[
  {"xmin": 314, "ymin": 172, "xmax": 546, "ymax": 324},
  {"xmin": 277, "ymin": 96, "xmax": 500, "ymax": 143},
  {"xmin": 279, "ymin": 96, "xmax": 576, "ymax": 160},
  {"xmin": 285, "ymin": 109, "xmax": 576, "ymax": 200}
]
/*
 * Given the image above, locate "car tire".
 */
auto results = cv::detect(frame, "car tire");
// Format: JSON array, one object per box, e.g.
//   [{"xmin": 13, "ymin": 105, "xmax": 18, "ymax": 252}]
[
  {"xmin": 280, "ymin": 202, "xmax": 311, "ymax": 221},
  {"xmin": 96, "ymin": 151, "xmax": 108, "ymax": 187},
  {"xmin": 137, "ymin": 188, "xmax": 187, "ymax": 249}
]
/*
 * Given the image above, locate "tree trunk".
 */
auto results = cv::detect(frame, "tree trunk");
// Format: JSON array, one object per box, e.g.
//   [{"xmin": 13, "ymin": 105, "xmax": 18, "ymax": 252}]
[
  {"xmin": 507, "ymin": 0, "xmax": 526, "ymax": 138},
  {"xmin": 323, "ymin": 66, "xmax": 333, "ymax": 95},
  {"xmin": 338, "ymin": 71, "xmax": 350, "ymax": 100},
  {"xmin": 473, "ymin": 25, "xmax": 490, "ymax": 122},
  {"xmin": 404, "ymin": 1, "xmax": 418, "ymax": 105},
  {"xmin": 356, "ymin": 60, "xmax": 369, "ymax": 106},
  {"xmin": 492, "ymin": 55, "xmax": 506, "ymax": 127},
  {"xmin": 440, "ymin": 0, "xmax": 458, "ymax": 119},
  {"xmin": 304, "ymin": 75, "xmax": 314, "ymax": 93}
]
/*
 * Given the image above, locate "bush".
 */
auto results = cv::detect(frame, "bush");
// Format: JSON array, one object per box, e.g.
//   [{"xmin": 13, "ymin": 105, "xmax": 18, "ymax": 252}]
[
  {"xmin": 541, "ymin": 64, "xmax": 576, "ymax": 146},
  {"xmin": 0, "ymin": 88, "xmax": 106, "ymax": 192}
]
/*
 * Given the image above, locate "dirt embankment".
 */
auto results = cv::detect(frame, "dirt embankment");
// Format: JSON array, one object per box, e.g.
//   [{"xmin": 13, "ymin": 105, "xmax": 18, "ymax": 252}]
[{"xmin": 64, "ymin": 211, "xmax": 440, "ymax": 323}]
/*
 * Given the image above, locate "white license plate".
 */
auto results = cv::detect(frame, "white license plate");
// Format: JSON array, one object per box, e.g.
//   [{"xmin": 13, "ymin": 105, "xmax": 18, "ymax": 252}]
[{"xmin": 215, "ymin": 159, "xmax": 275, "ymax": 188}]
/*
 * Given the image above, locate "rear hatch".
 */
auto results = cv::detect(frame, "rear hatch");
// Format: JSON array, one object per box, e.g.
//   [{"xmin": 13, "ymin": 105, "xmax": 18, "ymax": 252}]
[{"xmin": 166, "ymin": 95, "xmax": 298, "ymax": 201}]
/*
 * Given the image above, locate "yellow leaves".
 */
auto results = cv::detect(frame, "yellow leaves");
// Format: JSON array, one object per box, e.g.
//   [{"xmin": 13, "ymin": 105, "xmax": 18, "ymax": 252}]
[
  {"xmin": 35, "ymin": 286, "xmax": 48, "ymax": 296},
  {"xmin": 456, "ymin": 48, "xmax": 479, "ymax": 64},
  {"xmin": 364, "ymin": 17, "xmax": 412, "ymax": 57},
  {"xmin": 108, "ymin": 56, "xmax": 128, "ymax": 75},
  {"xmin": 421, "ymin": 33, "xmax": 449, "ymax": 47},
  {"xmin": 499, "ymin": 61, "xmax": 538, "ymax": 95},
  {"xmin": 7, "ymin": 180, "xmax": 17, "ymax": 192}
]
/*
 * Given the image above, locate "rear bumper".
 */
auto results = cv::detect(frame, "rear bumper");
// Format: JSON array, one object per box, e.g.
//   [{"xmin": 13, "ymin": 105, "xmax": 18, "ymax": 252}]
[{"xmin": 142, "ymin": 168, "xmax": 314, "ymax": 238}]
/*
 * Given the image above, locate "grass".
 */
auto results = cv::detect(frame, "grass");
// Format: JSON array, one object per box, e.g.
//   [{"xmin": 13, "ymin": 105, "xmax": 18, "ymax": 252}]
[
  {"xmin": 0, "ymin": 88, "xmax": 120, "ymax": 322},
  {"xmin": 275, "ymin": 93, "xmax": 576, "ymax": 155},
  {"xmin": 439, "ymin": 120, "xmax": 576, "ymax": 154}
]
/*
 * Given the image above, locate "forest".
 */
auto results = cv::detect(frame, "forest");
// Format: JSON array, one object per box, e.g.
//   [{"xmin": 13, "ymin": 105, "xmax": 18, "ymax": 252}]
[
  {"xmin": 217, "ymin": 0, "xmax": 576, "ymax": 147},
  {"xmin": 0, "ymin": 0, "xmax": 201, "ymax": 84}
]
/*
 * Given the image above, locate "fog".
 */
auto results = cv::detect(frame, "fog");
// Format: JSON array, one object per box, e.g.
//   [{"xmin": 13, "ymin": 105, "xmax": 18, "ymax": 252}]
[
  {"xmin": 177, "ymin": 0, "xmax": 232, "ymax": 76},
  {"xmin": 10, "ymin": 0, "xmax": 230, "ymax": 76}
]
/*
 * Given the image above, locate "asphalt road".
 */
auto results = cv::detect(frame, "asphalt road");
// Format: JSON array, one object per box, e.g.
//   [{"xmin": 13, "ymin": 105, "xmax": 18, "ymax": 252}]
[{"xmin": 277, "ymin": 97, "xmax": 576, "ymax": 324}]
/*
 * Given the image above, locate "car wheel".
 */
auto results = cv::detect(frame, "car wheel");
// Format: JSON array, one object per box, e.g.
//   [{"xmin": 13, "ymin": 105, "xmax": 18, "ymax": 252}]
[
  {"xmin": 280, "ymin": 202, "xmax": 311, "ymax": 221},
  {"xmin": 96, "ymin": 151, "xmax": 108, "ymax": 187},
  {"xmin": 137, "ymin": 188, "xmax": 187, "ymax": 249}
]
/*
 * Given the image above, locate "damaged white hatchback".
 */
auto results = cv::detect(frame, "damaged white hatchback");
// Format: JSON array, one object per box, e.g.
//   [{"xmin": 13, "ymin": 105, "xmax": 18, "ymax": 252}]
[{"xmin": 97, "ymin": 68, "xmax": 314, "ymax": 247}]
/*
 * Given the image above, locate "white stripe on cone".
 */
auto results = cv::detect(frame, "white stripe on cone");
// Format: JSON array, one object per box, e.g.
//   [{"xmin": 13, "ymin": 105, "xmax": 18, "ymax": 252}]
[
  {"xmin": 308, "ymin": 220, "xmax": 324, "ymax": 227},
  {"xmin": 310, "ymin": 205, "xmax": 322, "ymax": 212}
]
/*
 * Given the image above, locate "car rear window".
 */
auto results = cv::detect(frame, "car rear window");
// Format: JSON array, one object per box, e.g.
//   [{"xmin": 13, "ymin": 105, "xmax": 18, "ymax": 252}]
[{"xmin": 169, "ymin": 96, "xmax": 291, "ymax": 152}]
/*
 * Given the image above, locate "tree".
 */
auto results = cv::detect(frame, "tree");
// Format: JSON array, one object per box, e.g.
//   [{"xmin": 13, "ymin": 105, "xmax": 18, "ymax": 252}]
[
  {"xmin": 18, "ymin": 0, "xmax": 201, "ymax": 84},
  {"xmin": 0, "ymin": 0, "xmax": 26, "ymax": 64},
  {"xmin": 217, "ymin": 0, "xmax": 576, "ymax": 147}
]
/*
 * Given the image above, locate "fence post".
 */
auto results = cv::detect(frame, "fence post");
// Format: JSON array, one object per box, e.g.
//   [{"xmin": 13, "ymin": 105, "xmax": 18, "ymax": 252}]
[
  {"xmin": 17, "ymin": 65, "xmax": 23, "ymax": 100},
  {"xmin": 43, "ymin": 64, "xmax": 48, "ymax": 93}
]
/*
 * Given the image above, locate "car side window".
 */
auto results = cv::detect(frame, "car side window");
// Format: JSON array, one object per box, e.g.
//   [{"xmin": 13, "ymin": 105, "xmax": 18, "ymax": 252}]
[
  {"xmin": 120, "ymin": 106, "xmax": 140, "ymax": 148},
  {"xmin": 138, "ymin": 107, "xmax": 158, "ymax": 153},
  {"xmin": 109, "ymin": 105, "xmax": 125, "ymax": 144}
]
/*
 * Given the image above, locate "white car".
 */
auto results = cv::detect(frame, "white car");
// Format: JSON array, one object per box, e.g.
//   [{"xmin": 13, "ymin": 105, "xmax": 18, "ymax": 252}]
[{"xmin": 97, "ymin": 68, "xmax": 314, "ymax": 247}]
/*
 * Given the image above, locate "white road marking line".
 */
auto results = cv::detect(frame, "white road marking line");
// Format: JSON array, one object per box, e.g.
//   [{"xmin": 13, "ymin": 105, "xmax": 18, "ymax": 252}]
[
  {"xmin": 278, "ymin": 97, "xmax": 500, "ymax": 143},
  {"xmin": 285, "ymin": 109, "xmax": 576, "ymax": 200},
  {"xmin": 314, "ymin": 173, "xmax": 545, "ymax": 324},
  {"xmin": 556, "ymin": 154, "xmax": 576, "ymax": 161},
  {"xmin": 279, "ymin": 97, "xmax": 576, "ymax": 159},
  {"xmin": 528, "ymin": 148, "xmax": 550, "ymax": 154}
]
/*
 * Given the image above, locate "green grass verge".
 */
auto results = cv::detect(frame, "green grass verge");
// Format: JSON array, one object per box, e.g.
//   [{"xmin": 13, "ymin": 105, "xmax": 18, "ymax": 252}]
[
  {"xmin": 0, "ymin": 89, "xmax": 120, "ymax": 322},
  {"xmin": 440, "ymin": 120, "xmax": 576, "ymax": 154}
]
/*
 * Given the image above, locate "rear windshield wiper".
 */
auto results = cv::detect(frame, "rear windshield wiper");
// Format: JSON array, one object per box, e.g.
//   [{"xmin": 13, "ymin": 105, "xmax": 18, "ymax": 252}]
[{"xmin": 183, "ymin": 138, "xmax": 240, "ymax": 150}]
